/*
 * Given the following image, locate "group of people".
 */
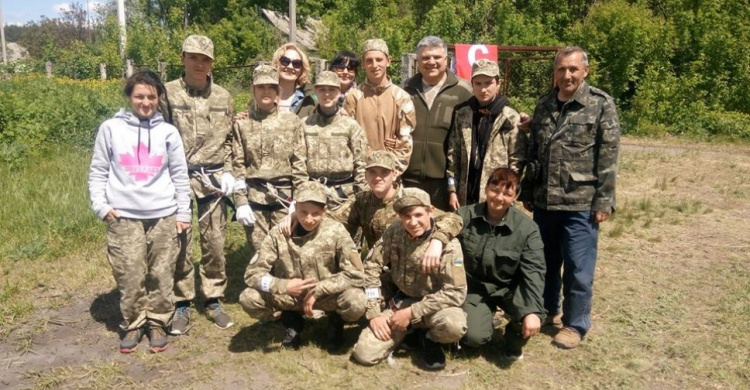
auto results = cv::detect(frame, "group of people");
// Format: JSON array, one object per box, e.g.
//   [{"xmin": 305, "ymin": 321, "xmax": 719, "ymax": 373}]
[{"xmin": 88, "ymin": 33, "xmax": 620, "ymax": 371}]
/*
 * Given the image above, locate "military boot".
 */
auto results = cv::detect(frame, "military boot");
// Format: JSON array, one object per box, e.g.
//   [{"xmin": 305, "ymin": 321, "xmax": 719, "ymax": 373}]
[
  {"xmin": 421, "ymin": 330, "xmax": 446, "ymax": 371},
  {"xmin": 280, "ymin": 311, "xmax": 304, "ymax": 349},
  {"xmin": 324, "ymin": 312, "xmax": 345, "ymax": 353}
]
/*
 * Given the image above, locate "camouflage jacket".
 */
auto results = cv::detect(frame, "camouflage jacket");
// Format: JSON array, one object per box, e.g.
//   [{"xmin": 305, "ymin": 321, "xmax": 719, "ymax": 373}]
[
  {"xmin": 163, "ymin": 77, "xmax": 234, "ymax": 198},
  {"xmin": 447, "ymin": 103, "xmax": 526, "ymax": 204},
  {"xmin": 329, "ymin": 184, "xmax": 463, "ymax": 248},
  {"xmin": 244, "ymin": 219, "xmax": 365, "ymax": 299},
  {"xmin": 293, "ymin": 108, "xmax": 368, "ymax": 206},
  {"xmin": 231, "ymin": 107, "xmax": 307, "ymax": 206},
  {"xmin": 523, "ymin": 82, "xmax": 620, "ymax": 212},
  {"xmin": 363, "ymin": 221, "xmax": 467, "ymax": 322},
  {"xmin": 343, "ymin": 78, "xmax": 417, "ymax": 174}
]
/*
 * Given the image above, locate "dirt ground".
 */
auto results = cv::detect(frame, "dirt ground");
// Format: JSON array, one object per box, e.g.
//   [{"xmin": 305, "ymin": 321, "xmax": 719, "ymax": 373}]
[{"xmin": 1, "ymin": 137, "xmax": 748, "ymax": 390}]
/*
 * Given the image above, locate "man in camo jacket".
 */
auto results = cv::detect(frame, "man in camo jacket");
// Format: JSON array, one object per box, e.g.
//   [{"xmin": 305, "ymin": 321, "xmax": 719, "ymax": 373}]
[{"xmin": 163, "ymin": 34, "xmax": 235, "ymax": 333}]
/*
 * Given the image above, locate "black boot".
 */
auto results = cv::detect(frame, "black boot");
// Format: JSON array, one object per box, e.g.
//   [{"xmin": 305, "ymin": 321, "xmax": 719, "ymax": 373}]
[
  {"xmin": 421, "ymin": 330, "xmax": 446, "ymax": 370},
  {"xmin": 280, "ymin": 311, "xmax": 304, "ymax": 349},
  {"xmin": 324, "ymin": 312, "xmax": 345, "ymax": 353}
]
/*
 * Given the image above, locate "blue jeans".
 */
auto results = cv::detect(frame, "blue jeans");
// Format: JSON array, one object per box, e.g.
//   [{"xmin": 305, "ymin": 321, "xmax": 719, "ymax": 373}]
[{"xmin": 534, "ymin": 209, "xmax": 598, "ymax": 336}]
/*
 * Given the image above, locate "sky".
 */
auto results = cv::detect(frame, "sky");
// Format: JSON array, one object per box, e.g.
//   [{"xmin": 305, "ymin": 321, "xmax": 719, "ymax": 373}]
[{"xmin": 2, "ymin": 0, "xmax": 104, "ymax": 26}]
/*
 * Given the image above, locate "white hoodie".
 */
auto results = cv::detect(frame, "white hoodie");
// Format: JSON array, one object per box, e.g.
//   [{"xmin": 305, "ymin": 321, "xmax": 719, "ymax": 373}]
[{"xmin": 89, "ymin": 109, "xmax": 191, "ymax": 222}]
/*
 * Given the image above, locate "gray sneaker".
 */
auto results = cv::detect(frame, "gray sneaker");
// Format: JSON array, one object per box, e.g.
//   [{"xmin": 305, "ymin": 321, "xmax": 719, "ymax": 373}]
[
  {"xmin": 147, "ymin": 326, "xmax": 169, "ymax": 353},
  {"xmin": 170, "ymin": 305, "xmax": 191, "ymax": 335},
  {"xmin": 205, "ymin": 302, "xmax": 234, "ymax": 329},
  {"xmin": 120, "ymin": 327, "xmax": 144, "ymax": 354}
]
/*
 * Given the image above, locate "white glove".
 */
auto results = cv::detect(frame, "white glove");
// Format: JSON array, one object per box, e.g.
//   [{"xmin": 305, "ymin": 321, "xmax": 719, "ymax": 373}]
[
  {"xmin": 288, "ymin": 200, "xmax": 296, "ymax": 214},
  {"xmin": 236, "ymin": 204, "xmax": 256, "ymax": 226},
  {"xmin": 221, "ymin": 173, "xmax": 235, "ymax": 196}
]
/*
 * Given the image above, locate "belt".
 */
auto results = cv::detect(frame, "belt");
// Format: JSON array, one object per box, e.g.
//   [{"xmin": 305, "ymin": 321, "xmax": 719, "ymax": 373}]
[
  {"xmin": 248, "ymin": 201, "xmax": 286, "ymax": 212},
  {"xmin": 247, "ymin": 177, "xmax": 293, "ymax": 188},
  {"xmin": 312, "ymin": 176, "xmax": 354, "ymax": 186},
  {"xmin": 188, "ymin": 164, "xmax": 223, "ymax": 174}
]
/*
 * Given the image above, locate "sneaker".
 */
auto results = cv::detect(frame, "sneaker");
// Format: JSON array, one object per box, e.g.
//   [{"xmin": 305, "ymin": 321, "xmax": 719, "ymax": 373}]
[
  {"xmin": 147, "ymin": 326, "xmax": 168, "ymax": 353},
  {"xmin": 324, "ymin": 312, "xmax": 345, "ymax": 353},
  {"xmin": 280, "ymin": 311, "xmax": 304, "ymax": 350},
  {"xmin": 119, "ymin": 327, "xmax": 144, "ymax": 354},
  {"xmin": 543, "ymin": 313, "xmax": 563, "ymax": 329},
  {"xmin": 502, "ymin": 349, "xmax": 524, "ymax": 361},
  {"xmin": 205, "ymin": 302, "xmax": 234, "ymax": 329},
  {"xmin": 170, "ymin": 305, "xmax": 191, "ymax": 335},
  {"xmin": 421, "ymin": 331, "xmax": 446, "ymax": 371},
  {"xmin": 552, "ymin": 326, "xmax": 582, "ymax": 349}
]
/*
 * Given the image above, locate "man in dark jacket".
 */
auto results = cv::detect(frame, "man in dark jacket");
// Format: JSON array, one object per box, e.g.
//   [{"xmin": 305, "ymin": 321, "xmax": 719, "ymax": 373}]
[
  {"xmin": 522, "ymin": 46, "xmax": 620, "ymax": 349},
  {"xmin": 402, "ymin": 36, "xmax": 472, "ymax": 211}
]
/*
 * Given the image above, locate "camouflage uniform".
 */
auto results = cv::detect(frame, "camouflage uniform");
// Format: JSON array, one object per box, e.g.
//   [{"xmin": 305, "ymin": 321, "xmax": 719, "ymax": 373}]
[
  {"xmin": 294, "ymin": 71, "xmax": 368, "ymax": 210},
  {"xmin": 522, "ymin": 78, "xmax": 620, "ymax": 338},
  {"xmin": 164, "ymin": 36, "xmax": 235, "ymax": 303},
  {"xmin": 232, "ymin": 72, "xmax": 307, "ymax": 251},
  {"xmin": 107, "ymin": 215, "xmax": 179, "ymax": 330},
  {"xmin": 239, "ymin": 180, "xmax": 366, "ymax": 322},
  {"xmin": 523, "ymin": 80, "xmax": 619, "ymax": 212},
  {"xmin": 447, "ymin": 59, "xmax": 526, "ymax": 205},
  {"xmin": 351, "ymin": 211, "xmax": 467, "ymax": 365},
  {"xmin": 343, "ymin": 39, "xmax": 417, "ymax": 174}
]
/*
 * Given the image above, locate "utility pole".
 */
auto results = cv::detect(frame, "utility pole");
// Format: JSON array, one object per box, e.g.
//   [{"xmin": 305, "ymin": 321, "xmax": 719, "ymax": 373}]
[
  {"xmin": 289, "ymin": 0, "xmax": 296, "ymax": 43},
  {"xmin": 1, "ymin": 1, "xmax": 7, "ymax": 65},
  {"xmin": 117, "ymin": 0, "xmax": 126, "ymax": 59}
]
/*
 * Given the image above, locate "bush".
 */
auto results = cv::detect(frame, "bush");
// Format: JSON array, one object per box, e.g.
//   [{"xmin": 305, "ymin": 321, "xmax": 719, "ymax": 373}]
[{"xmin": 0, "ymin": 75, "xmax": 124, "ymax": 160}]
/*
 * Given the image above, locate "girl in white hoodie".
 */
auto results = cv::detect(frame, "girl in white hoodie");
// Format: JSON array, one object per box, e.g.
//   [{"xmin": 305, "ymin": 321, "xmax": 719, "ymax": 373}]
[{"xmin": 88, "ymin": 71, "xmax": 191, "ymax": 353}]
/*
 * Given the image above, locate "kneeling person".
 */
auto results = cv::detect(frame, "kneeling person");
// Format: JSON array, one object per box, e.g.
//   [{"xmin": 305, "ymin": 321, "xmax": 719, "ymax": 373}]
[
  {"xmin": 240, "ymin": 181, "xmax": 366, "ymax": 352},
  {"xmin": 458, "ymin": 168, "xmax": 545, "ymax": 360},
  {"xmin": 352, "ymin": 189, "xmax": 467, "ymax": 370}
]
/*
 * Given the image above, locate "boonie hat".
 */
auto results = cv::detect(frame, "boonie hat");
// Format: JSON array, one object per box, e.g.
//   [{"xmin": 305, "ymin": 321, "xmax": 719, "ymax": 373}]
[
  {"xmin": 472, "ymin": 59, "xmax": 500, "ymax": 79},
  {"xmin": 362, "ymin": 39, "xmax": 389, "ymax": 56},
  {"xmin": 393, "ymin": 188, "xmax": 431, "ymax": 213},
  {"xmin": 182, "ymin": 35, "xmax": 214, "ymax": 60},
  {"xmin": 253, "ymin": 64, "xmax": 279, "ymax": 86},
  {"xmin": 315, "ymin": 71, "xmax": 341, "ymax": 88},
  {"xmin": 365, "ymin": 150, "xmax": 397, "ymax": 171},
  {"xmin": 295, "ymin": 181, "xmax": 328, "ymax": 205}
]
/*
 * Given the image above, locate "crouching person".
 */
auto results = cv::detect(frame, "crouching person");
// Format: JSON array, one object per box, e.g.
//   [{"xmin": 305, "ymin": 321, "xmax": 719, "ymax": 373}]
[
  {"xmin": 239, "ymin": 181, "xmax": 366, "ymax": 352},
  {"xmin": 351, "ymin": 189, "xmax": 467, "ymax": 370}
]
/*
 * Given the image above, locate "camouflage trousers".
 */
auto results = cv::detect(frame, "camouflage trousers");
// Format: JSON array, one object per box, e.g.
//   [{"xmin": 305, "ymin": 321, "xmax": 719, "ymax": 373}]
[
  {"xmin": 351, "ymin": 307, "xmax": 467, "ymax": 366},
  {"xmin": 174, "ymin": 197, "xmax": 227, "ymax": 302},
  {"xmin": 239, "ymin": 287, "xmax": 366, "ymax": 322},
  {"xmin": 106, "ymin": 215, "xmax": 179, "ymax": 331},
  {"xmin": 243, "ymin": 206, "xmax": 288, "ymax": 253}
]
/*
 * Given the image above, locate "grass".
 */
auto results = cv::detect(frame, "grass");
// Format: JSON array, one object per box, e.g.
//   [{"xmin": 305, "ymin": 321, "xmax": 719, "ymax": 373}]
[{"xmin": 2, "ymin": 137, "xmax": 750, "ymax": 389}]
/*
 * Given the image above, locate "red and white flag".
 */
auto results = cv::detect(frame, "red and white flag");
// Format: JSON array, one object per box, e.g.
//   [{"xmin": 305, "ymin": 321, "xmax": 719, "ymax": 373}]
[{"xmin": 454, "ymin": 44, "xmax": 498, "ymax": 81}]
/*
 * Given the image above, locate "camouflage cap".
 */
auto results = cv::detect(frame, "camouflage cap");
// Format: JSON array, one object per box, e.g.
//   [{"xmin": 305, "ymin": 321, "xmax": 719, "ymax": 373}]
[
  {"xmin": 315, "ymin": 71, "xmax": 341, "ymax": 88},
  {"xmin": 182, "ymin": 35, "xmax": 214, "ymax": 60},
  {"xmin": 472, "ymin": 59, "xmax": 500, "ymax": 79},
  {"xmin": 253, "ymin": 64, "xmax": 279, "ymax": 86},
  {"xmin": 295, "ymin": 181, "xmax": 328, "ymax": 205},
  {"xmin": 365, "ymin": 150, "xmax": 397, "ymax": 171},
  {"xmin": 362, "ymin": 39, "xmax": 389, "ymax": 56},
  {"xmin": 393, "ymin": 188, "xmax": 432, "ymax": 213}
]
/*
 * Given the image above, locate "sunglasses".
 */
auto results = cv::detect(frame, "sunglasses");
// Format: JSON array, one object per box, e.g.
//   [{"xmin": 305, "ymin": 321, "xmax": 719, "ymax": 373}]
[
  {"xmin": 333, "ymin": 64, "xmax": 358, "ymax": 73},
  {"xmin": 279, "ymin": 56, "xmax": 303, "ymax": 69}
]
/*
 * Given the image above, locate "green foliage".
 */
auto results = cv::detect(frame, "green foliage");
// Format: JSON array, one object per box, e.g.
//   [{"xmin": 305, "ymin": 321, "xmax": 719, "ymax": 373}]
[{"xmin": 0, "ymin": 75, "xmax": 124, "ymax": 160}]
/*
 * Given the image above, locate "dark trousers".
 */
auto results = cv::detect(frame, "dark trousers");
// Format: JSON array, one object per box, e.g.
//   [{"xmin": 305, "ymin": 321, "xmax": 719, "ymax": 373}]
[
  {"xmin": 461, "ymin": 293, "xmax": 527, "ymax": 356},
  {"xmin": 402, "ymin": 176, "xmax": 449, "ymax": 211},
  {"xmin": 534, "ymin": 209, "xmax": 599, "ymax": 336}
]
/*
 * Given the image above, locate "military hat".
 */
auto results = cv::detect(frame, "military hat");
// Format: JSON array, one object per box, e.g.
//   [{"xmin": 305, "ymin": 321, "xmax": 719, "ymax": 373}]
[
  {"xmin": 393, "ymin": 188, "xmax": 432, "ymax": 213},
  {"xmin": 472, "ymin": 59, "xmax": 500, "ymax": 79},
  {"xmin": 365, "ymin": 150, "xmax": 397, "ymax": 171},
  {"xmin": 182, "ymin": 35, "xmax": 214, "ymax": 60},
  {"xmin": 315, "ymin": 71, "xmax": 341, "ymax": 88},
  {"xmin": 362, "ymin": 39, "xmax": 389, "ymax": 56},
  {"xmin": 253, "ymin": 64, "xmax": 279, "ymax": 86},
  {"xmin": 295, "ymin": 181, "xmax": 328, "ymax": 205}
]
